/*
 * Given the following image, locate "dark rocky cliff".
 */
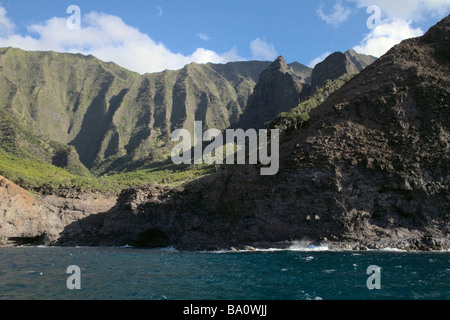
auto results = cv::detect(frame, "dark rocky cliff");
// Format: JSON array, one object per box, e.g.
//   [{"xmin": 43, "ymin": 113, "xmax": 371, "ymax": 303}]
[
  {"xmin": 236, "ymin": 56, "xmax": 310, "ymax": 130},
  {"xmin": 311, "ymin": 50, "xmax": 377, "ymax": 93},
  {"xmin": 54, "ymin": 15, "xmax": 450, "ymax": 251}
]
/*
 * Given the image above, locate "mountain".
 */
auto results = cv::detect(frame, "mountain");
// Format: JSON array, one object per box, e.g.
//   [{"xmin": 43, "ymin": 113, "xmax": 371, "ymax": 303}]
[
  {"xmin": 310, "ymin": 50, "xmax": 377, "ymax": 93},
  {"xmin": 236, "ymin": 52, "xmax": 375, "ymax": 130},
  {"xmin": 236, "ymin": 56, "xmax": 311, "ymax": 130},
  {"xmin": 4, "ymin": 12, "xmax": 448, "ymax": 251},
  {"xmin": 0, "ymin": 47, "xmax": 271, "ymax": 174},
  {"xmin": 0, "ymin": 44, "xmax": 375, "ymax": 189},
  {"xmin": 0, "ymin": 46, "xmax": 374, "ymax": 178},
  {"xmin": 286, "ymin": 61, "xmax": 313, "ymax": 83},
  {"xmin": 54, "ymin": 15, "xmax": 450, "ymax": 250},
  {"xmin": 265, "ymin": 73, "xmax": 356, "ymax": 133}
]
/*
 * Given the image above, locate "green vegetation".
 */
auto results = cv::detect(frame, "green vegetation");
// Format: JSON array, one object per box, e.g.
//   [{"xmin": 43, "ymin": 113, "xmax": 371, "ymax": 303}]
[
  {"xmin": 107, "ymin": 163, "xmax": 218, "ymax": 189},
  {"xmin": 0, "ymin": 147, "xmax": 219, "ymax": 192},
  {"xmin": 266, "ymin": 73, "xmax": 356, "ymax": 132},
  {"xmin": 0, "ymin": 48, "xmax": 269, "ymax": 178},
  {"xmin": 0, "ymin": 148, "xmax": 101, "ymax": 191}
]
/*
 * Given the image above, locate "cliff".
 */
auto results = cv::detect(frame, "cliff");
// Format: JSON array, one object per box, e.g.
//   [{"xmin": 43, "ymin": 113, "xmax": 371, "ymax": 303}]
[{"xmin": 54, "ymin": 15, "xmax": 450, "ymax": 251}]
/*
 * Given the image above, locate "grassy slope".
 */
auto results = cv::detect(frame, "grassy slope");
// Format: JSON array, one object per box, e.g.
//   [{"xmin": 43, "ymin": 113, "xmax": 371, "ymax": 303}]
[{"xmin": 0, "ymin": 147, "xmax": 217, "ymax": 193}]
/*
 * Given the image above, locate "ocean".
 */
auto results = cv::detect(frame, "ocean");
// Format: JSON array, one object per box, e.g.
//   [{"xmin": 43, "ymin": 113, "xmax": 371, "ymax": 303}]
[{"xmin": 0, "ymin": 246, "xmax": 448, "ymax": 300}]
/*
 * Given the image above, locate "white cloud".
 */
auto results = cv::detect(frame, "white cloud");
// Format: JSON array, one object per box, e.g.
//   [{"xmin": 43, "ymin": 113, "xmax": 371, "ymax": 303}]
[
  {"xmin": 353, "ymin": 19, "xmax": 423, "ymax": 57},
  {"xmin": 314, "ymin": 0, "xmax": 450, "ymax": 59},
  {"xmin": 0, "ymin": 9, "xmax": 246, "ymax": 74},
  {"xmin": 348, "ymin": 0, "xmax": 448, "ymax": 58},
  {"xmin": 196, "ymin": 33, "xmax": 210, "ymax": 41},
  {"xmin": 347, "ymin": 0, "xmax": 450, "ymax": 22},
  {"xmin": 250, "ymin": 38, "xmax": 278, "ymax": 61},
  {"xmin": 308, "ymin": 51, "xmax": 332, "ymax": 68},
  {"xmin": 0, "ymin": 6, "xmax": 14, "ymax": 35},
  {"xmin": 318, "ymin": 1, "xmax": 352, "ymax": 27}
]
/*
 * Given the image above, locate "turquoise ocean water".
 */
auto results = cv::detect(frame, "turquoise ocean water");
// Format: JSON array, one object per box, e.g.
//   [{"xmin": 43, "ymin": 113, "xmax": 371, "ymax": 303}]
[{"xmin": 0, "ymin": 246, "xmax": 448, "ymax": 300}]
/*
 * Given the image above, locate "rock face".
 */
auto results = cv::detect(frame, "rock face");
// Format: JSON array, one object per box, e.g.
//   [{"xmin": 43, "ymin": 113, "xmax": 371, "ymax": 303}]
[
  {"xmin": 0, "ymin": 175, "xmax": 43, "ymax": 245},
  {"xmin": 311, "ymin": 50, "xmax": 377, "ymax": 93},
  {"xmin": 55, "ymin": 15, "xmax": 450, "ymax": 251},
  {"xmin": 220, "ymin": 16, "xmax": 449, "ymax": 250},
  {"xmin": 0, "ymin": 175, "xmax": 116, "ymax": 246},
  {"xmin": 237, "ymin": 56, "xmax": 310, "ymax": 130},
  {"xmin": 237, "ymin": 52, "xmax": 376, "ymax": 130}
]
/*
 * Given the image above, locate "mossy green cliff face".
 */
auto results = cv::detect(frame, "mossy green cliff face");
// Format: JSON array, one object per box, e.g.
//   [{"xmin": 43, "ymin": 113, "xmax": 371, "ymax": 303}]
[{"xmin": 0, "ymin": 47, "xmax": 271, "ymax": 175}]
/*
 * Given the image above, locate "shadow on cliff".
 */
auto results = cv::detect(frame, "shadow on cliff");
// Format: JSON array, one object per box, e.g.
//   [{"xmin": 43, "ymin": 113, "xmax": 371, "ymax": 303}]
[{"xmin": 54, "ymin": 169, "xmax": 226, "ymax": 249}]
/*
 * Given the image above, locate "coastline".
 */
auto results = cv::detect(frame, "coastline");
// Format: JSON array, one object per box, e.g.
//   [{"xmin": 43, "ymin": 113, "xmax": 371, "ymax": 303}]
[{"xmin": 2, "ymin": 239, "xmax": 450, "ymax": 253}]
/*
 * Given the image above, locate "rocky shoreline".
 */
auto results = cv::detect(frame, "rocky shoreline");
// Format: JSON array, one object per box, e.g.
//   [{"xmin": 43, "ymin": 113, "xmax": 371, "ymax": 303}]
[
  {"xmin": 1, "ymin": 175, "xmax": 448, "ymax": 252},
  {"xmin": 3, "ymin": 241, "xmax": 450, "ymax": 253}
]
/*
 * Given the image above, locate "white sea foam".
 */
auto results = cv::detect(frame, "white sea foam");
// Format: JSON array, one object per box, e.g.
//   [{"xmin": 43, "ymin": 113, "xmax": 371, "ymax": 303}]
[
  {"xmin": 210, "ymin": 247, "xmax": 285, "ymax": 254},
  {"xmin": 379, "ymin": 247, "xmax": 407, "ymax": 252},
  {"xmin": 288, "ymin": 240, "xmax": 329, "ymax": 252},
  {"xmin": 209, "ymin": 243, "xmax": 329, "ymax": 254},
  {"xmin": 159, "ymin": 246, "xmax": 178, "ymax": 252}
]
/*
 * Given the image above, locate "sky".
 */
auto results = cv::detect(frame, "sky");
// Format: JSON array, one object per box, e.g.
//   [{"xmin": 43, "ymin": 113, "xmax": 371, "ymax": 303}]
[{"xmin": 0, "ymin": 0, "xmax": 449, "ymax": 74}]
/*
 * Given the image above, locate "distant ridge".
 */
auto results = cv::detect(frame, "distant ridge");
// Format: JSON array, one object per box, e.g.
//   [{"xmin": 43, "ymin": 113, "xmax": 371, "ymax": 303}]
[
  {"xmin": 0, "ymin": 47, "xmax": 270, "ymax": 173},
  {"xmin": 236, "ymin": 56, "xmax": 311, "ymax": 130},
  {"xmin": 237, "ymin": 51, "xmax": 376, "ymax": 130},
  {"xmin": 0, "ymin": 45, "xmax": 375, "ymax": 176},
  {"xmin": 311, "ymin": 50, "xmax": 377, "ymax": 93}
]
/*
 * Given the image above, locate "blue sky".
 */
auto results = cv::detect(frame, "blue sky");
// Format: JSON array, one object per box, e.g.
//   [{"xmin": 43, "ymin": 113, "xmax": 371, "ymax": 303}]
[{"xmin": 0, "ymin": 0, "xmax": 449, "ymax": 73}]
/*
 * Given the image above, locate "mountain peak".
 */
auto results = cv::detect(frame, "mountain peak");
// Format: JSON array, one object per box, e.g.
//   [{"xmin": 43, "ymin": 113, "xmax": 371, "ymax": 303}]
[
  {"xmin": 310, "ymin": 50, "xmax": 377, "ymax": 92},
  {"xmin": 275, "ymin": 55, "xmax": 287, "ymax": 63},
  {"xmin": 268, "ymin": 55, "xmax": 289, "ymax": 73}
]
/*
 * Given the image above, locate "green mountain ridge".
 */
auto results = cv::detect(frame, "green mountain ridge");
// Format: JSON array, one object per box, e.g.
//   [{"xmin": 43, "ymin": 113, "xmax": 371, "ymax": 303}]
[
  {"xmin": 236, "ymin": 51, "xmax": 376, "ymax": 130},
  {"xmin": 0, "ymin": 46, "xmax": 375, "ymax": 191},
  {"xmin": 0, "ymin": 47, "xmax": 271, "ymax": 175}
]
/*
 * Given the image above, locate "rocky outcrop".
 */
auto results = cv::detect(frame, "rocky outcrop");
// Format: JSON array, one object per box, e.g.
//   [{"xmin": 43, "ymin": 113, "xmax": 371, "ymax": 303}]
[
  {"xmin": 311, "ymin": 50, "xmax": 377, "ymax": 93},
  {"xmin": 237, "ymin": 51, "xmax": 376, "ymax": 131},
  {"xmin": 218, "ymin": 15, "xmax": 449, "ymax": 250},
  {"xmin": 0, "ymin": 175, "xmax": 116, "ymax": 246},
  {"xmin": 237, "ymin": 56, "xmax": 310, "ymax": 130},
  {"xmin": 0, "ymin": 175, "xmax": 43, "ymax": 245}
]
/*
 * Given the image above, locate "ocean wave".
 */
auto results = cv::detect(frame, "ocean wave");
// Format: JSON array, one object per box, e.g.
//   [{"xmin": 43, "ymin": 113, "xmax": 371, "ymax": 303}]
[
  {"xmin": 208, "ymin": 248, "xmax": 286, "ymax": 254},
  {"xmin": 208, "ymin": 242, "xmax": 329, "ymax": 254},
  {"xmin": 288, "ymin": 241, "xmax": 329, "ymax": 252},
  {"xmin": 379, "ymin": 248, "xmax": 407, "ymax": 252}
]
